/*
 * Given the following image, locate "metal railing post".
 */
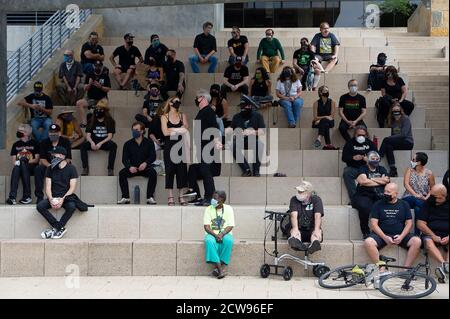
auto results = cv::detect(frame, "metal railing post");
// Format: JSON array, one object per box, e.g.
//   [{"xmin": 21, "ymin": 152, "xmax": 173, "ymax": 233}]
[
  {"xmin": 39, "ymin": 28, "xmax": 43, "ymax": 67},
  {"xmin": 16, "ymin": 49, "xmax": 21, "ymax": 91},
  {"xmin": 29, "ymin": 37, "xmax": 32, "ymax": 81},
  {"xmin": 59, "ymin": 11, "xmax": 62, "ymax": 48}
]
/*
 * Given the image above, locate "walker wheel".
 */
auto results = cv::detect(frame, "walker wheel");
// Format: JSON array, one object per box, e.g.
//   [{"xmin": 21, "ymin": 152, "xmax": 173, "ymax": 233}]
[
  {"xmin": 283, "ymin": 266, "xmax": 293, "ymax": 281},
  {"xmin": 260, "ymin": 264, "xmax": 271, "ymax": 278},
  {"xmin": 313, "ymin": 265, "xmax": 330, "ymax": 278}
]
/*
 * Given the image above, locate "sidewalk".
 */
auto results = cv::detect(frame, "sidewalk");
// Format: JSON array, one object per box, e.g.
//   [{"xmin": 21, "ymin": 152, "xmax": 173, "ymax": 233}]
[{"xmin": 0, "ymin": 276, "xmax": 448, "ymax": 299}]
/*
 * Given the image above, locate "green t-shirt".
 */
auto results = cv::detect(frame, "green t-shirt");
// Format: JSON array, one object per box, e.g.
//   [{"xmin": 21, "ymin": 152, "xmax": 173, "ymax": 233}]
[{"xmin": 203, "ymin": 204, "xmax": 235, "ymax": 235}]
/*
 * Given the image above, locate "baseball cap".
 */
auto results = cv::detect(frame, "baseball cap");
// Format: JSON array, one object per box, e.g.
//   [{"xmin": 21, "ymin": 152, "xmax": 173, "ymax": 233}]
[
  {"xmin": 34, "ymin": 81, "xmax": 44, "ymax": 90},
  {"xmin": 124, "ymin": 33, "xmax": 135, "ymax": 40},
  {"xmin": 50, "ymin": 146, "xmax": 67, "ymax": 157},
  {"xmin": 150, "ymin": 34, "xmax": 159, "ymax": 42},
  {"xmin": 49, "ymin": 123, "xmax": 61, "ymax": 132},
  {"xmin": 295, "ymin": 181, "xmax": 313, "ymax": 193}
]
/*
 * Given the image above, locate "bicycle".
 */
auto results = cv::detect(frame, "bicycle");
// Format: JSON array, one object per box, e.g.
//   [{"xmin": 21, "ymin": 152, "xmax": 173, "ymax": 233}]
[{"xmin": 318, "ymin": 252, "xmax": 440, "ymax": 299}]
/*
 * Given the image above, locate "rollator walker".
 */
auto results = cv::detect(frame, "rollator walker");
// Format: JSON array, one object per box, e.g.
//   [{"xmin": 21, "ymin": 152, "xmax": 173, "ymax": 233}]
[{"xmin": 260, "ymin": 210, "xmax": 330, "ymax": 281}]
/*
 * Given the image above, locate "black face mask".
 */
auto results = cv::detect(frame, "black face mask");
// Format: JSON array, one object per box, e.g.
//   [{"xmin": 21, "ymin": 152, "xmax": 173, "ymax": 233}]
[
  {"xmin": 172, "ymin": 100, "xmax": 181, "ymax": 109},
  {"xmin": 210, "ymin": 90, "xmax": 219, "ymax": 98},
  {"xmin": 167, "ymin": 56, "xmax": 175, "ymax": 63},
  {"xmin": 427, "ymin": 195, "xmax": 437, "ymax": 206},
  {"xmin": 148, "ymin": 60, "xmax": 156, "ymax": 66},
  {"xmin": 127, "ymin": 41, "xmax": 134, "ymax": 46},
  {"xmin": 16, "ymin": 131, "xmax": 25, "ymax": 138},
  {"xmin": 94, "ymin": 67, "xmax": 102, "ymax": 74},
  {"xmin": 241, "ymin": 107, "xmax": 252, "ymax": 117},
  {"xmin": 321, "ymin": 92, "xmax": 329, "ymax": 98},
  {"xmin": 282, "ymin": 71, "xmax": 291, "ymax": 79},
  {"xmin": 383, "ymin": 194, "xmax": 393, "ymax": 202},
  {"xmin": 95, "ymin": 109, "xmax": 105, "ymax": 118},
  {"xmin": 378, "ymin": 57, "xmax": 387, "ymax": 66}
]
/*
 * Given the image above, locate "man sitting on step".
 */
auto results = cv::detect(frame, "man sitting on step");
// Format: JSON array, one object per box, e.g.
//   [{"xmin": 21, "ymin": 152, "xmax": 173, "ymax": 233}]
[
  {"xmin": 287, "ymin": 181, "xmax": 324, "ymax": 255},
  {"xmin": 310, "ymin": 22, "xmax": 340, "ymax": 74}
]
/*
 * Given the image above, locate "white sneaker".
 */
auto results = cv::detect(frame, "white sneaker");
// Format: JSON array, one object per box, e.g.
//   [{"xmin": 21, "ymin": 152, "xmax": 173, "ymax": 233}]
[
  {"xmin": 51, "ymin": 227, "xmax": 67, "ymax": 239},
  {"xmin": 366, "ymin": 85, "xmax": 372, "ymax": 92},
  {"xmin": 41, "ymin": 228, "xmax": 56, "ymax": 239},
  {"xmin": 117, "ymin": 198, "xmax": 130, "ymax": 204},
  {"xmin": 147, "ymin": 197, "xmax": 157, "ymax": 205}
]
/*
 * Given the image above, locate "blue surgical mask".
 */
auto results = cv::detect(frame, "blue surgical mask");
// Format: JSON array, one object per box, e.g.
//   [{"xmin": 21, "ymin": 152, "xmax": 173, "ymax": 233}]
[
  {"xmin": 211, "ymin": 198, "xmax": 219, "ymax": 208},
  {"xmin": 132, "ymin": 129, "xmax": 142, "ymax": 139},
  {"xmin": 64, "ymin": 55, "xmax": 73, "ymax": 63}
]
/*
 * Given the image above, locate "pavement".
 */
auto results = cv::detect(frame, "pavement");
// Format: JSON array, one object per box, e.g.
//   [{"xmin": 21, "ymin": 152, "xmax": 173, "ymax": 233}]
[{"xmin": 0, "ymin": 276, "xmax": 448, "ymax": 299}]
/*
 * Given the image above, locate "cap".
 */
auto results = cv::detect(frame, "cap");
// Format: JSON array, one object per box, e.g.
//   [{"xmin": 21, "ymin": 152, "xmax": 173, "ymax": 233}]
[
  {"xmin": 50, "ymin": 146, "xmax": 67, "ymax": 157},
  {"xmin": 96, "ymin": 98, "xmax": 109, "ymax": 110},
  {"xmin": 34, "ymin": 81, "xmax": 43, "ymax": 90},
  {"xmin": 124, "ymin": 33, "xmax": 135, "ymax": 40},
  {"xmin": 239, "ymin": 94, "xmax": 259, "ymax": 108},
  {"xmin": 59, "ymin": 108, "xmax": 75, "ymax": 115},
  {"xmin": 49, "ymin": 123, "xmax": 61, "ymax": 132},
  {"xmin": 150, "ymin": 34, "xmax": 159, "ymax": 42},
  {"xmin": 295, "ymin": 181, "xmax": 313, "ymax": 193}
]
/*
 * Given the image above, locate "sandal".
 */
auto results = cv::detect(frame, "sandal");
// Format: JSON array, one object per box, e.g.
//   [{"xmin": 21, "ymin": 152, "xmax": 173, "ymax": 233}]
[
  {"xmin": 179, "ymin": 197, "xmax": 188, "ymax": 206},
  {"xmin": 168, "ymin": 197, "xmax": 175, "ymax": 206}
]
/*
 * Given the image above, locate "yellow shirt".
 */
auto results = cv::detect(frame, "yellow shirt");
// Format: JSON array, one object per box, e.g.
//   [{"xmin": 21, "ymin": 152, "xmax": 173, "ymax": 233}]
[{"xmin": 203, "ymin": 204, "xmax": 235, "ymax": 235}]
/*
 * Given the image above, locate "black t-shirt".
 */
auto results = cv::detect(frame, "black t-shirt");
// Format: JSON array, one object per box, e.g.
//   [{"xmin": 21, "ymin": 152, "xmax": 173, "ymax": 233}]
[
  {"xmin": 45, "ymin": 163, "xmax": 78, "ymax": 198},
  {"xmin": 80, "ymin": 42, "xmax": 104, "ymax": 65},
  {"xmin": 228, "ymin": 36, "xmax": 248, "ymax": 57},
  {"xmin": 356, "ymin": 165, "xmax": 388, "ymax": 198},
  {"xmin": 231, "ymin": 111, "xmax": 265, "ymax": 131},
  {"xmin": 24, "ymin": 93, "xmax": 53, "ymax": 118},
  {"xmin": 10, "ymin": 139, "xmax": 40, "ymax": 161},
  {"xmin": 86, "ymin": 119, "xmax": 115, "ymax": 144},
  {"xmin": 85, "ymin": 69, "xmax": 111, "ymax": 100},
  {"xmin": 224, "ymin": 65, "xmax": 249, "ymax": 85},
  {"xmin": 39, "ymin": 137, "xmax": 72, "ymax": 162},
  {"xmin": 338, "ymin": 93, "xmax": 366, "ymax": 121},
  {"xmin": 195, "ymin": 105, "xmax": 219, "ymax": 152},
  {"xmin": 112, "ymin": 45, "xmax": 142, "ymax": 67},
  {"xmin": 289, "ymin": 195, "xmax": 324, "ymax": 231},
  {"xmin": 383, "ymin": 77, "xmax": 406, "ymax": 100},
  {"xmin": 143, "ymin": 98, "xmax": 163, "ymax": 117},
  {"xmin": 342, "ymin": 138, "xmax": 378, "ymax": 168},
  {"xmin": 293, "ymin": 49, "xmax": 315, "ymax": 67},
  {"xmin": 193, "ymin": 33, "xmax": 217, "ymax": 55},
  {"xmin": 370, "ymin": 199, "xmax": 412, "ymax": 235},
  {"xmin": 417, "ymin": 201, "xmax": 449, "ymax": 237},
  {"xmin": 144, "ymin": 43, "xmax": 169, "ymax": 67},
  {"xmin": 163, "ymin": 60, "xmax": 185, "ymax": 87}
]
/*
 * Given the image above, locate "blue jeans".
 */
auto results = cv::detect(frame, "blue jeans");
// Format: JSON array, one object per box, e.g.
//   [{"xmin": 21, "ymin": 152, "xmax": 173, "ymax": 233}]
[
  {"xmin": 31, "ymin": 117, "xmax": 52, "ymax": 142},
  {"xmin": 279, "ymin": 98, "xmax": 304, "ymax": 126},
  {"xmin": 189, "ymin": 54, "xmax": 218, "ymax": 73},
  {"xmin": 82, "ymin": 63, "xmax": 94, "ymax": 74}
]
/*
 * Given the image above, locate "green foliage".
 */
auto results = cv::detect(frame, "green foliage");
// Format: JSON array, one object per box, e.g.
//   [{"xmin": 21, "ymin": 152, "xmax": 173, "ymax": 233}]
[{"xmin": 380, "ymin": 0, "xmax": 415, "ymax": 16}]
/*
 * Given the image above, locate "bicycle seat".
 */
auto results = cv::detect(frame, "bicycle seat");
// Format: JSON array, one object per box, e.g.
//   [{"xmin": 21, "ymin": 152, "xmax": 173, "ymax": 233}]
[{"xmin": 379, "ymin": 255, "xmax": 396, "ymax": 263}]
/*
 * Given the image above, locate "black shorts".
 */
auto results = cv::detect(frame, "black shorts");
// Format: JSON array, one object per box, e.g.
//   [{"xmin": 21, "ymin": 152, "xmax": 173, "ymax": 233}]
[
  {"xmin": 421, "ymin": 233, "xmax": 449, "ymax": 249},
  {"xmin": 315, "ymin": 54, "xmax": 339, "ymax": 65},
  {"xmin": 368, "ymin": 232, "xmax": 417, "ymax": 250},
  {"xmin": 116, "ymin": 64, "xmax": 134, "ymax": 73},
  {"xmin": 300, "ymin": 229, "xmax": 323, "ymax": 243}
]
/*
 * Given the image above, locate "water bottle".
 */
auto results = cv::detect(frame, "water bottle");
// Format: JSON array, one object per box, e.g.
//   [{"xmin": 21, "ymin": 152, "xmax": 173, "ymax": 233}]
[
  {"xmin": 373, "ymin": 135, "xmax": 378, "ymax": 149},
  {"xmin": 134, "ymin": 185, "xmax": 140, "ymax": 204}
]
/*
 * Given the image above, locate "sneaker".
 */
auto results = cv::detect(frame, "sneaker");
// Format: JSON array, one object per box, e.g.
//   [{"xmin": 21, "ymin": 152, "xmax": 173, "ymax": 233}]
[
  {"xmin": 6, "ymin": 198, "xmax": 16, "ymax": 205},
  {"xmin": 41, "ymin": 228, "xmax": 56, "ymax": 239},
  {"xmin": 212, "ymin": 268, "xmax": 220, "ymax": 277},
  {"xmin": 19, "ymin": 197, "xmax": 32, "ymax": 205},
  {"xmin": 181, "ymin": 190, "xmax": 198, "ymax": 198},
  {"xmin": 108, "ymin": 169, "xmax": 114, "ymax": 176},
  {"xmin": 366, "ymin": 85, "xmax": 372, "ymax": 92},
  {"xmin": 188, "ymin": 197, "xmax": 202, "ymax": 205},
  {"xmin": 253, "ymin": 172, "xmax": 261, "ymax": 177},
  {"xmin": 443, "ymin": 262, "xmax": 449, "ymax": 274},
  {"xmin": 288, "ymin": 236, "xmax": 307, "ymax": 251},
  {"xmin": 81, "ymin": 167, "xmax": 89, "ymax": 176},
  {"xmin": 271, "ymin": 100, "xmax": 279, "ymax": 107},
  {"xmin": 307, "ymin": 240, "xmax": 322, "ymax": 254},
  {"xmin": 313, "ymin": 139, "xmax": 322, "ymax": 149},
  {"xmin": 117, "ymin": 198, "xmax": 131, "ymax": 204},
  {"xmin": 52, "ymin": 227, "xmax": 67, "ymax": 239},
  {"xmin": 147, "ymin": 197, "xmax": 157, "ymax": 205},
  {"xmin": 195, "ymin": 199, "xmax": 211, "ymax": 207},
  {"xmin": 288, "ymin": 124, "xmax": 296, "ymax": 128},
  {"xmin": 389, "ymin": 167, "xmax": 398, "ymax": 178},
  {"xmin": 241, "ymin": 170, "xmax": 252, "ymax": 177}
]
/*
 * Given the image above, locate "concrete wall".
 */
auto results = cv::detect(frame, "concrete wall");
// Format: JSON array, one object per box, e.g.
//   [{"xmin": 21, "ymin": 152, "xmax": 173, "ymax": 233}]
[
  {"xmin": 95, "ymin": 4, "xmax": 224, "ymax": 38},
  {"xmin": 7, "ymin": 26, "xmax": 39, "ymax": 57},
  {"xmin": 408, "ymin": 0, "xmax": 449, "ymax": 36}
]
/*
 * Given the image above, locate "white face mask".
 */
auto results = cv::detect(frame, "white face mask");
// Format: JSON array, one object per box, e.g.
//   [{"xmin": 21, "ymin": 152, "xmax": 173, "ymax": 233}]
[
  {"xmin": 410, "ymin": 161, "xmax": 418, "ymax": 169},
  {"xmin": 356, "ymin": 136, "xmax": 366, "ymax": 144},
  {"xmin": 296, "ymin": 194, "xmax": 308, "ymax": 203},
  {"xmin": 349, "ymin": 86, "xmax": 358, "ymax": 94}
]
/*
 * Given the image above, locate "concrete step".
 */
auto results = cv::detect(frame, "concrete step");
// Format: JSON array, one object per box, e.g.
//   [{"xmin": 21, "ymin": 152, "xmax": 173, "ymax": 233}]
[{"xmin": 426, "ymin": 121, "xmax": 449, "ymax": 129}]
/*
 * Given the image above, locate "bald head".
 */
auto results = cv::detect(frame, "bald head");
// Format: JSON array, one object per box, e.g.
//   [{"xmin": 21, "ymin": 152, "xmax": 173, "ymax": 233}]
[{"xmin": 430, "ymin": 184, "xmax": 447, "ymax": 205}]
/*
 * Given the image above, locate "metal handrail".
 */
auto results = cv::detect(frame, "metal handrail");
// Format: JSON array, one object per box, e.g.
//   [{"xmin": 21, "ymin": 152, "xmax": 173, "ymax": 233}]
[{"xmin": 6, "ymin": 9, "xmax": 92, "ymax": 103}]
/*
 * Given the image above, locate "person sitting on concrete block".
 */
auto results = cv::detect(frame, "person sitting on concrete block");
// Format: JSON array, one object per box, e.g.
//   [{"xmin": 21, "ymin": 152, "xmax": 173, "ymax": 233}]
[
  {"xmin": 144, "ymin": 34, "xmax": 168, "ymax": 68},
  {"xmin": 342, "ymin": 126, "xmax": 377, "ymax": 201},
  {"xmin": 379, "ymin": 102, "xmax": 414, "ymax": 177},
  {"xmin": 416, "ymin": 184, "xmax": 449, "ymax": 279},
  {"xmin": 227, "ymin": 26, "xmax": 249, "ymax": 65},
  {"xmin": 80, "ymin": 31, "xmax": 105, "ymax": 74},
  {"xmin": 18, "ymin": 81, "xmax": 53, "ymax": 143},
  {"xmin": 312, "ymin": 85, "xmax": 338, "ymax": 150},
  {"xmin": 249, "ymin": 67, "xmax": 273, "ymax": 108},
  {"xmin": 364, "ymin": 183, "xmax": 422, "ymax": 268},
  {"xmin": 135, "ymin": 83, "xmax": 164, "ymax": 130},
  {"xmin": 6, "ymin": 124, "xmax": 40, "ymax": 206},
  {"xmin": 189, "ymin": 21, "xmax": 218, "ymax": 74},
  {"xmin": 276, "ymin": 66, "xmax": 304, "ymax": 128},
  {"xmin": 257, "ymin": 28, "xmax": 285, "ymax": 73},
  {"xmin": 37, "ymin": 146, "xmax": 78, "ymax": 240},
  {"xmin": 293, "ymin": 37, "xmax": 321, "ymax": 91},
  {"xmin": 221, "ymin": 56, "xmax": 249, "ymax": 100},
  {"xmin": 56, "ymin": 49, "xmax": 84, "ymax": 106},
  {"xmin": 367, "ymin": 52, "xmax": 388, "ymax": 91},
  {"xmin": 55, "ymin": 109, "xmax": 85, "ymax": 149},
  {"xmin": 286, "ymin": 181, "xmax": 324, "ymax": 255},
  {"xmin": 310, "ymin": 22, "xmax": 340, "ymax": 74},
  {"xmin": 210, "ymin": 84, "xmax": 231, "ymax": 129},
  {"xmin": 352, "ymin": 151, "xmax": 390, "ymax": 239},
  {"xmin": 203, "ymin": 190, "xmax": 235, "ymax": 279},
  {"xmin": 145, "ymin": 56, "xmax": 164, "ymax": 87},
  {"xmin": 160, "ymin": 49, "xmax": 186, "ymax": 101},
  {"xmin": 338, "ymin": 79, "xmax": 367, "ymax": 142}
]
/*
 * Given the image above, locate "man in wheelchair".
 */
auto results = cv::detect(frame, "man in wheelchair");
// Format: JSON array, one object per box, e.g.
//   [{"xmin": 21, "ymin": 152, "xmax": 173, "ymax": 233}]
[{"xmin": 286, "ymin": 181, "xmax": 324, "ymax": 255}]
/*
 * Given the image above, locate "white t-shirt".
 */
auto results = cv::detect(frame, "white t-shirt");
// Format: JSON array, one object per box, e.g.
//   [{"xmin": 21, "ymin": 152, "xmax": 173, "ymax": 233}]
[{"xmin": 276, "ymin": 79, "xmax": 302, "ymax": 97}]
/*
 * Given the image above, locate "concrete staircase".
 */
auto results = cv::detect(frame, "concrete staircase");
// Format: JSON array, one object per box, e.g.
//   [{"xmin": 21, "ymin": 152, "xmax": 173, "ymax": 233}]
[{"xmin": 1, "ymin": 27, "xmax": 448, "ymax": 277}]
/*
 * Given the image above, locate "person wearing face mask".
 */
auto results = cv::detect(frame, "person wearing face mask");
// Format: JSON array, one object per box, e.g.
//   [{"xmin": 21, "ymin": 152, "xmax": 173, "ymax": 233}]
[
  {"xmin": 310, "ymin": 22, "xmax": 340, "ymax": 73},
  {"xmin": 203, "ymin": 191, "xmax": 235, "ymax": 279},
  {"xmin": 161, "ymin": 97, "xmax": 190, "ymax": 206},
  {"xmin": 110, "ymin": 33, "xmax": 143, "ymax": 90},
  {"xmin": 352, "ymin": 151, "xmax": 390, "ymax": 239},
  {"xmin": 226, "ymin": 96, "xmax": 265, "ymax": 177},
  {"xmin": 34, "ymin": 124, "xmax": 72, "ymax": 204},
  {"xmin": 6, "ymin": 124, "xmax": 40, "ymax": 205},
  {"xmin": 416, "ymin": 184, "xmax": 449, "ymax": 278},
  {"xmin": 56, "ymin": 49, "xmax": 84, "ymax": 106},
  {"xmin": 376, "ymin": 65, "xmax": 414, "ymax": 128},
  {"xmin": 342, "ymin": 126, "xmax": 378, "ymax": 201},
  {"xmin": 365, "ymin": 183, "xmax": 421, "ymax": 268},
  {"xmin": 76, "ymin": 61, "xmax": 111, "ymax": 128},
  {"xmin": 338, "ymin": 79, "xmax": 367, "ymax": 142},
  {"xmin": 80, "ymin": 102, "xmax": 117, "ymax": 176},
  {"xmin": 81, "ymin": 31, "xmax": 105, "ymax": 74},
  {"xmin": 293, "ymin": 37, "xmax": 321, "ymax": 91},
  {"xmin": 189, "ymin": 22, "xmax": 218, "ymax": 74},
  {"xmin": 257, "ymin": 29, "xmax": 285, "ymax": 73},
  {"xmin": 135, "ymin": 83, "xmax": 164, "ymax": 129},
  {"xmin": 221, "ymin": 56, "xmax": 249, "ymax": 99},
  {"xmin": 276, "ymin": 66, "xmax": 304, "ymax": 128},
  {"xmin": 118, "ymin": 122, "xmax": 158, "ymax": 205},
  {"xmin": 210, "ymin": 84, "xmax": 230, "ymax": 128},
  {"xmin": 144, "ymin": 34, "xmax": 168, "ymax": 68},
  {"xmin": 312, "ymin": 85, "xmax": 338, "ymax": 150},
  {"xmin": 145, "ymin": 57, "xmax": 164, "ymax": 86},
  {"xmin": 378, "ymin": 103, "xmax": 414, "ymax": 177},
  {"xmin": 18, "ymin": 81, "xmax": 54, "ymax": 142},
  {"xmin": 249, "ymin": 67, "xmax": 273, "ymax": 108},
  {"xmin": 55, "ymin": 110, "xmax": 85, "ymax": 149},
  {"xmin": 367, "ymin": 52, "xmax": 387, "ymax": 91},
  {"xmin": 36, "ymin": 147, "xmax": 79, "ymax": 240},
  {"xmin": 286, "ymin": 181, "xmax": 324, "ymax": 255},
  {"xmin": 402, "ymin": 152, "xmax": 436, "ymax": 222},
  {"xmin": 160, "ymin": 49, "xmax": 185, "ymax": 101},
  {"xmin": 227, "ymin": 27, "xmax": 249, "ymax": 66}
]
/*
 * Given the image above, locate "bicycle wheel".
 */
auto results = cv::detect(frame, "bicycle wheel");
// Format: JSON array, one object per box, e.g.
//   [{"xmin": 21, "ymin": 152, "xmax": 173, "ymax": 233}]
[
  {"xmin": 319, "ymin": 265, "xmax": 364, "ymax": 289},
  {"xmin": 379, "ymin": 271, "xmax": 437, "ymax": 299}
]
